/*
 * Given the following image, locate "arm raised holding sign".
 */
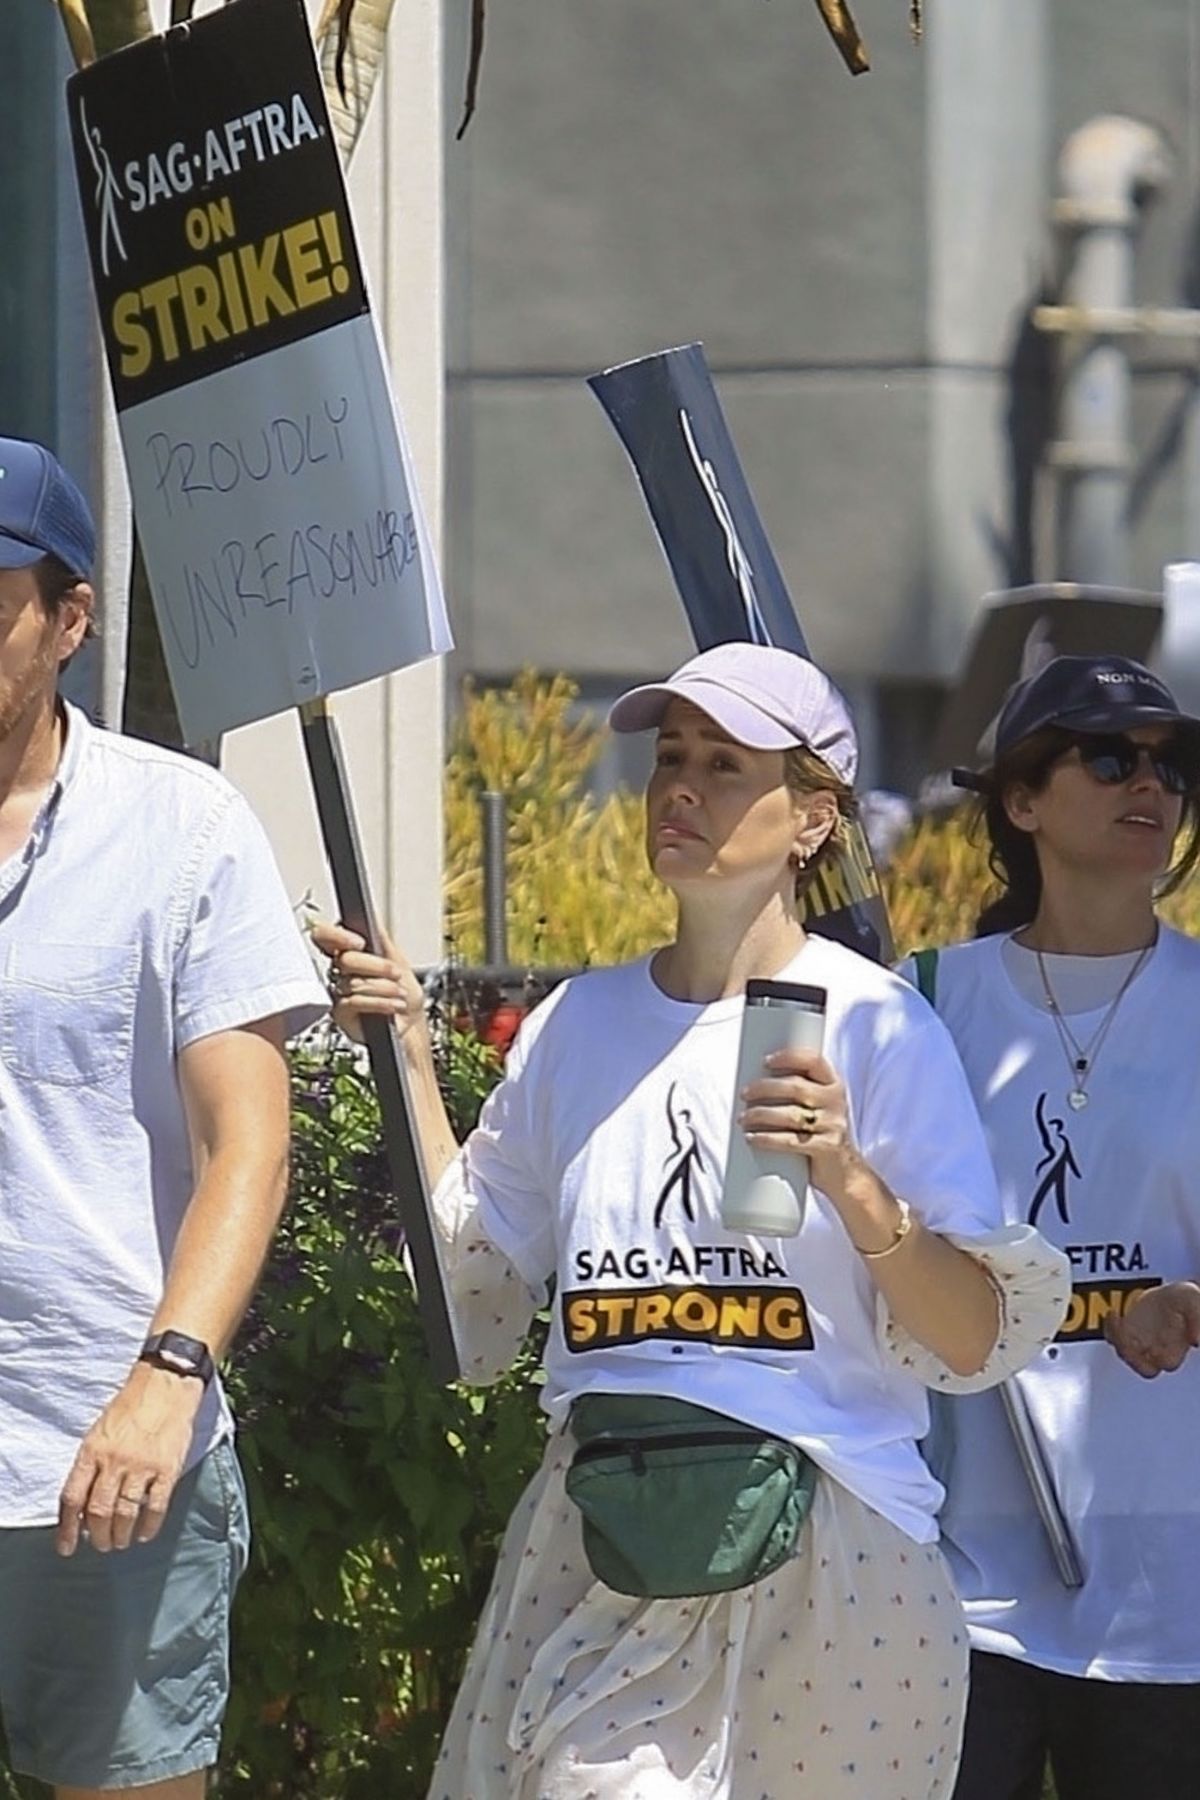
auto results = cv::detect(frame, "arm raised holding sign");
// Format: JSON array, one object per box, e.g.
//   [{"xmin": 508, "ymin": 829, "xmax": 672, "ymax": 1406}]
[
  {"xmin": 311, "ymin": 913, "xmax": 549, "ymax": 1388},
  {"xmin": 316, "ymin": 920, "xmax": 459, "ymax": 1190}
]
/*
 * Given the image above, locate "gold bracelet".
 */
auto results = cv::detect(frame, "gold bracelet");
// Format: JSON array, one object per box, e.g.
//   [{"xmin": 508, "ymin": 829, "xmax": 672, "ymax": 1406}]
[{"xmin": 856, "ymin": 1197, "xmax": 913, "ymax": 1260}]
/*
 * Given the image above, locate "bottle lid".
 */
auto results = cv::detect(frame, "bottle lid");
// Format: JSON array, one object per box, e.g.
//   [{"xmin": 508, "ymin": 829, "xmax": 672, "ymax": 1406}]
[{"xmin": 745, "ymin": 979, "xmax": 827, "ymax": 1009}]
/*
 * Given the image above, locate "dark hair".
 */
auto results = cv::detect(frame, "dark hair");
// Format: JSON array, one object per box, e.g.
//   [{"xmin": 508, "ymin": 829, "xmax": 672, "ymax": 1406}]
[
  {"xmin": 974, "ymin": 726, "xmax": 1200, "ymax": 936},
  {"xmin": 33, "ymin": 553, "xmax": 95, "ymax": 639}
]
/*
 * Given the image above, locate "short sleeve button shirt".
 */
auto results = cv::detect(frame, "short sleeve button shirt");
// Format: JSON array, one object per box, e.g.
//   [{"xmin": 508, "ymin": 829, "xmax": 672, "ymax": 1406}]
[{"xmin": 0, "ymin": 704, "xmax": 326, "ymax": 1525}]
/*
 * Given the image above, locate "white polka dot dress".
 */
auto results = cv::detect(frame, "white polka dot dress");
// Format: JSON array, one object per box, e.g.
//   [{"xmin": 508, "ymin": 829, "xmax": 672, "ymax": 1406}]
[
  {"xmin": 424, "ymin": 1168, "xmax": 1066, "ymax": 1798},
  {"xmin": 429, "ymin": 1437, "xmax": 967, "ymax": 1800}
]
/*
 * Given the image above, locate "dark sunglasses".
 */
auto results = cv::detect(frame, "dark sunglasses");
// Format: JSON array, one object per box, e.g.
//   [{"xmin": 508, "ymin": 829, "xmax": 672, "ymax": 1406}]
[{"xmin": 1052, "ymin": 731, "xmax": 1200, "ymax": 796}]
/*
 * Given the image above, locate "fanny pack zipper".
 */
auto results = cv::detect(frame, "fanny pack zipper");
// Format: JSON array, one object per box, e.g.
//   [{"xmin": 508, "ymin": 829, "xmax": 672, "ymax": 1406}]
[{"xmin": 572, "ymin": 1428, "xmax": 778, "ymax": 1475}]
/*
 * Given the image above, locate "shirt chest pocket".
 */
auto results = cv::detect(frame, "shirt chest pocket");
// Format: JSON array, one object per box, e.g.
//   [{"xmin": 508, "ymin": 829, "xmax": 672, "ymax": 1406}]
[{"xmin": 1, "ymin": 943, "xmax": 139, "ymax": 1088}]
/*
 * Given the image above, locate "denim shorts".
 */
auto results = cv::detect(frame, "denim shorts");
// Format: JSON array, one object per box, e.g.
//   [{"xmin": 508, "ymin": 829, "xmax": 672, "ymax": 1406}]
[{"xmin": 0, "ymin": 1438, "xmax": 250, "ymax": 1790}]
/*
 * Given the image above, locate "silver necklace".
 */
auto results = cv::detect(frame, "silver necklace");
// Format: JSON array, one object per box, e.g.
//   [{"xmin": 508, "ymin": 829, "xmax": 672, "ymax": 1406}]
[{"xmin": 1034, "ymin": 943, "xmax": 1152, "ymax": 1111}]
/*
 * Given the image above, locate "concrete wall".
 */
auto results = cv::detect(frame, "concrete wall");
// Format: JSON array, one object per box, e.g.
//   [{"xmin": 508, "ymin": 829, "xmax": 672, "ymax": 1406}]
[
  {"xmin": 14, "ymin": 0, "xmax": 1200, "ymax": 809},
  {"xmin": 0, "ymin": 6, "xmax": 60, "ymax": 446},
  {"xmin": 444, "ymin": 0, "xmax": 933, "ymax": 692},
  {"xmin": 444, "ymin": 0, "xmax": 1200, "ymax": 747}
]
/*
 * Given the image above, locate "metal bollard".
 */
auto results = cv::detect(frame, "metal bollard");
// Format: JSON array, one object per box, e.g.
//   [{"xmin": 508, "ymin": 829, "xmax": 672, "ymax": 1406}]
[{"xmin": 480, "ymin": 790, "xmax": 508, "ymax": 968}]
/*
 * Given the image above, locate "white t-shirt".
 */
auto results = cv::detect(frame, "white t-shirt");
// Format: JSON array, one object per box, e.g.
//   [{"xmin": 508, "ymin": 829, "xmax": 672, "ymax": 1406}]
[
  {"xmin": 0, "ymin": 705, "xmax": 326, "ymax": 1526},
  {"xmin": 907, "ymin": 929, "xmax": 1200, "ymax": 1679},
  {"xmin": 460, "ymin": 933, "xmax": 1014, "ymax": 1544}
]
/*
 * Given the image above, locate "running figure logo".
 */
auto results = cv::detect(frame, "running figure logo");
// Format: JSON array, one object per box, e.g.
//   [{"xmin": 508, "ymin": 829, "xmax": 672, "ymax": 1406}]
[
  {"xmin": 79, "ymin": 98, "xmax": 128, "ymax": 277},
  {"xmin": 1028, "ymin": 1092, "xmax": 1082, "ymax": 1228},
  {"xmin": 653, "ymin": 1081, "xmax": 705, "ymax": 1227}
]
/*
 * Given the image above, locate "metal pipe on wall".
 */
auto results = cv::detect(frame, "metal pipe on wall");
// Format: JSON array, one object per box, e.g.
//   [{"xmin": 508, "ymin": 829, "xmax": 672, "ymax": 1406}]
[{"xmin": 1048, "ymin": 116, "xmax": 1170, "ymax": 586}]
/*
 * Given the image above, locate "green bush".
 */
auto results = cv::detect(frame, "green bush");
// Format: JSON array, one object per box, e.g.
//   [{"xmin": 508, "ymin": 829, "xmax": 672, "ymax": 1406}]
[
  {"xmin": 445, "ymin": 670, "xmax": 672, "ymax": 966},
  {"xmin": 215, "ymin": 1026, "xmax": 545, "ymax": 1797}
]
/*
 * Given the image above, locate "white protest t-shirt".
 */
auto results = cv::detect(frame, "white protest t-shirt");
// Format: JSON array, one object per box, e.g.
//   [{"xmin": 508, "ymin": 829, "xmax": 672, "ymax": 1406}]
[
  {"xmin": 914, "ymin": 929, "xmax": 1200, "ymax": 1679},
  {"xmin": 461, "ymin": 933, "xmax": 1009, "ymax": 1544}
]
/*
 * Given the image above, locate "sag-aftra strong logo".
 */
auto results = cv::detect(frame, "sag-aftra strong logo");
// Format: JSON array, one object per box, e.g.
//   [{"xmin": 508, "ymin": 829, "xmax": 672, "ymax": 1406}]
[
  {"xmin": 564, "ymin": 1280, "xmax": 813, "ymax": 1352},
  {"xmin": 560, "ymin": 1081, "xmax": 815, "ymax": 1355},
  {"xmin": 1024, "ymin": 1099, "xmax": 1164, "ymax": 1341}
]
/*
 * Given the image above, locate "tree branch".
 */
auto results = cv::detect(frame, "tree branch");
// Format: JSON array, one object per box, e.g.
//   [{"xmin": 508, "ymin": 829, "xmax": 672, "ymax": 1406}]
[
  {"xmin": 51, "ymin": 0, "xmax": 97, "ymax": 69},
  {"xmin": 456, "ymin": 0, "xmax": 487, "ymax": 140},
  {"xmin": 812, "ymin": 0, "xmax": 870, "ymax": 75}
]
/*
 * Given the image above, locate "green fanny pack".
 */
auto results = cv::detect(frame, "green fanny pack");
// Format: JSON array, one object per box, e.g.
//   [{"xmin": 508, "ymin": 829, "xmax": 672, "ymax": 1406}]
[{"xmin": 564, "ymin": 1393, "xmax": 818, "ymax": 1599}]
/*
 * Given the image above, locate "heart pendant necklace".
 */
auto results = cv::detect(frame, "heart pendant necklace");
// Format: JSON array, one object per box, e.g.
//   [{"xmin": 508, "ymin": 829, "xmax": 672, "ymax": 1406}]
[{"xmin": 1035, "ymin": 943, "xmax": 1152, "ymax": 1110}]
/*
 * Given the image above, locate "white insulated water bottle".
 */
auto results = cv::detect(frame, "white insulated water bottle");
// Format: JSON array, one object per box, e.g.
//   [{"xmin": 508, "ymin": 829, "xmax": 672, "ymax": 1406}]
[{"xmin": 720, "ymin": 979, "xmax": 828, "ymax": 1237}]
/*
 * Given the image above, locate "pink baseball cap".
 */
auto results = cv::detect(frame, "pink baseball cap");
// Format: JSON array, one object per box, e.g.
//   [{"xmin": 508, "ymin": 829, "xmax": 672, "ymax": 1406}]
[{"xmin": 608, "ymin": 643, "xmax": 858, "ymax": 784}]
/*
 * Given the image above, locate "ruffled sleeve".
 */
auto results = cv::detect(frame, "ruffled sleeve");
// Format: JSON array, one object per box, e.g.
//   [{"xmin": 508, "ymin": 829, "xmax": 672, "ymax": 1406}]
[
  {"xmin": 878, "ymin": 1223, "xmax": 1071, "ymax": 1392},
  {"xmin": 421, "ymin": 998, "xmax": 562, "ymax": 1385},
  {"xmin": 428, "ymin": 1154, "xmax": 544, "ymax": 1386}
]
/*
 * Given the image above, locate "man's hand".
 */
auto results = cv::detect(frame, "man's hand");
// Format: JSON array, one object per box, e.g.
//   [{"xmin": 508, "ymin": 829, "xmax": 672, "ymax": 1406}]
[
  {"xmin": 1104, "ymin": 1281, "xmax": 1200, "ymax": 1379},
  {"xmin": 57, "ymin": 1361, "xmax": 201, "ymax": 1556}
]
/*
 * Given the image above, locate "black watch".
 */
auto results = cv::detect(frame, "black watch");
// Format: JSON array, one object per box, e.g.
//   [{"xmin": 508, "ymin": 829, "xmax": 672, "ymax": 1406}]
[{"xmin": 139, "ymin": 1330, "xmax": 215, "ymax": 1386}]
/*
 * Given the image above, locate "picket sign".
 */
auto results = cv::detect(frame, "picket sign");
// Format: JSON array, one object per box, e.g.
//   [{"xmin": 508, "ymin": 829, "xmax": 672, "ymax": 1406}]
[{"xmin": 69, "ymin": 0, "xmax": 458, "ymax": 1380}]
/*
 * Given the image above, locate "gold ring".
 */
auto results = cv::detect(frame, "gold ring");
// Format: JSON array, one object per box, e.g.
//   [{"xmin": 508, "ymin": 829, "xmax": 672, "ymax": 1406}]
[{"xmin": 799, "ymin": 1105, "xmax": 818, "ymax": 1134}]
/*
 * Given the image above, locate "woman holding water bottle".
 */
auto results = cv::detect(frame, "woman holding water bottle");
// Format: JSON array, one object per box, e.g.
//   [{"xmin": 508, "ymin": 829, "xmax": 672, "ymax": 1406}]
[{"xmin": 315, "ymin": 643, "xmax": 1068, "ymax": 1800}]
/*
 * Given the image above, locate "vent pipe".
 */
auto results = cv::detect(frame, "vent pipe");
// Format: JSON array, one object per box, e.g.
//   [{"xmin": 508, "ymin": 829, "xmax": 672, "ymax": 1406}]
[{"xmin": 1048, "ymin": 116, "xmax": 1170, "ymax": 585}]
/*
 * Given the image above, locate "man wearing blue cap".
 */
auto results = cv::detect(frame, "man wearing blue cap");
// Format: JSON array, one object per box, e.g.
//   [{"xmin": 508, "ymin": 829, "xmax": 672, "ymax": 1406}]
[{"xmin": 0, "ymin": 438, "xmax": 326, "ymax": 1798}]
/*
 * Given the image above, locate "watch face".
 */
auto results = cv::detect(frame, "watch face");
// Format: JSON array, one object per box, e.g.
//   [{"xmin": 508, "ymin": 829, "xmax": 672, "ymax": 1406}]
[{"xmin": 143, "ymin": 1331, "xmax": 213, "ymax": 1382}]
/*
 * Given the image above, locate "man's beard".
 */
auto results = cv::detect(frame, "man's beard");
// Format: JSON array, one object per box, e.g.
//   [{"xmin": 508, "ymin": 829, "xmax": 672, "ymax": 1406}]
[{"xmin": 0, "ymin": 632, "xmax": 60, "ymax": 747}]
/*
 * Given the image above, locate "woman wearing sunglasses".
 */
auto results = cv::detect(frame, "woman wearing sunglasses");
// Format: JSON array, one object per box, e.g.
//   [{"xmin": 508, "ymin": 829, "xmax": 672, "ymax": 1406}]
[{"xmin": 902, "ymin": 654, "xmax": 1200, "ymax": 1800}]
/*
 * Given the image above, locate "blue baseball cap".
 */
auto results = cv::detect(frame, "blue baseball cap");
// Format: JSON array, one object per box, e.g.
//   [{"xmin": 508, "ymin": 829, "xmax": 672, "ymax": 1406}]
[
  {"xmin": 0, "ymin": 437, "xmax": 95, "ymax": 579},
  {"xmin": 954, "ymin": 654, "xmax": 1200, "ymax": 790}
]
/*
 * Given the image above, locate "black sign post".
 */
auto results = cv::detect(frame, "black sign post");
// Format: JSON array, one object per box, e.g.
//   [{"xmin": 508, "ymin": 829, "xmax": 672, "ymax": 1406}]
[
  {"xmin": 589, "ymin": 343, "xmax": 893, "ymax": 963},
  {"xmin": 68, "ymin": 0, "xmax": 459, "ymax": 1382},
  {"xmin": 301, "ymin": 702, "xmax": 459, "ymax": 1383}
]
